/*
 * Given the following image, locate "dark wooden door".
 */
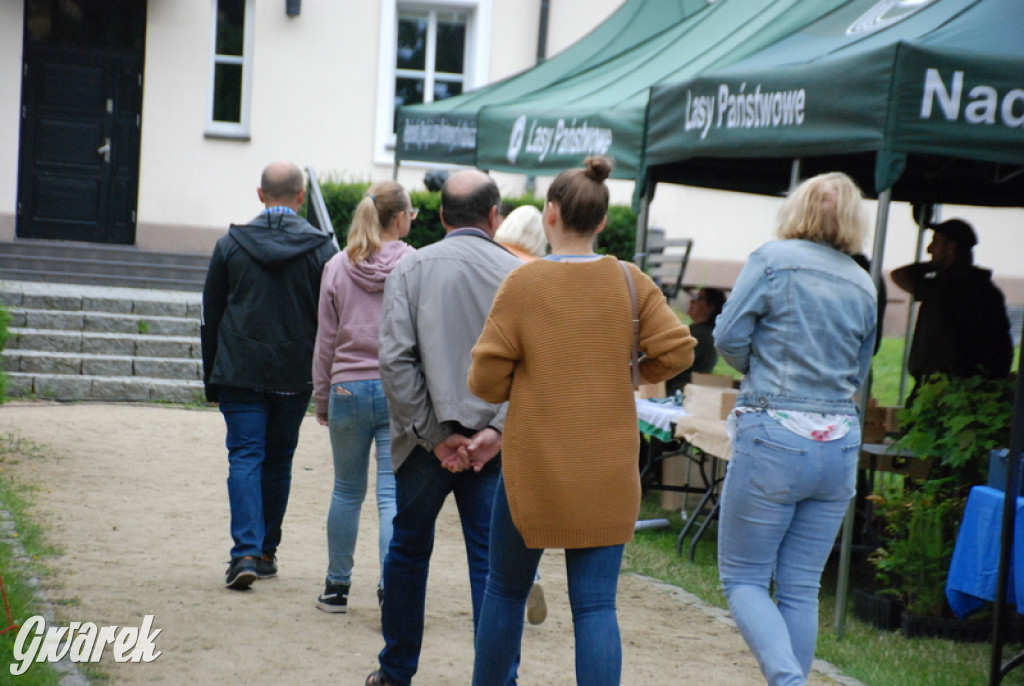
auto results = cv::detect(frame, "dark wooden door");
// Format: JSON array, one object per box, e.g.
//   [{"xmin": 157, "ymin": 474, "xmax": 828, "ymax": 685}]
[{"xmin": 17, "ymin": 0, "xmax": 146, "ymax": 244}]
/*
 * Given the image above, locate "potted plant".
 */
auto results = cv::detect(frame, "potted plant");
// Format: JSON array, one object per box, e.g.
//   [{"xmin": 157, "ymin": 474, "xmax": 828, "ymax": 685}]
[{"xmin": 866, "ymin": 373, "xmax": 1014, "ymax": 639}]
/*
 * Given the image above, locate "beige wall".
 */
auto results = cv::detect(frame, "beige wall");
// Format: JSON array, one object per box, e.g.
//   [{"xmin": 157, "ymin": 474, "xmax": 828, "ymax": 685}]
[
  {"xmin": 4, "ymin": 0, "xmax": 1022, "ymax": 306},
  {"xmin": 0, "ymin": 4, "xmax": 24, "ymax": 242}
]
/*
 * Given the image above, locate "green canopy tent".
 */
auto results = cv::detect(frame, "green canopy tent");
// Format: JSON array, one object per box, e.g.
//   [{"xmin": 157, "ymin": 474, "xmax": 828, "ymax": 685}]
[
  {"xmin": 394, "ymin": 0, "xmax": 856, "ymax": 179},
  {"xmin": 641, "ymin": 0, "xmax": 1024, "ymax": 205},
  {"xmin": 640, "ymin": 0, "xmax": 1023, "ymax": 678}
]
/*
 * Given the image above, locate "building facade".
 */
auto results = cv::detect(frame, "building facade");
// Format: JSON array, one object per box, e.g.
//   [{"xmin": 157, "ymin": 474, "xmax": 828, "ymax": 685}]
[{"xmin": 1, "ymin": 0, "xmax": 1020, "ymax": 332}]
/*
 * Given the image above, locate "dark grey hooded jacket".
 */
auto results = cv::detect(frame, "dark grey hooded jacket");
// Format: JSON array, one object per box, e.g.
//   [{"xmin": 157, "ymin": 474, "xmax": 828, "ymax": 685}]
[{"xmin": 201, "ymin": 211, "xmax": 337, "ymax": 402}]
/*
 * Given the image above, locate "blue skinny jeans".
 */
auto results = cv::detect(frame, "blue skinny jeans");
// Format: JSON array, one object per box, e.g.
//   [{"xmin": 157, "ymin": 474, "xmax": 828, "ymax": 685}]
[
  {"xmin": 717, "ymin": 411, "xmax": 858, "ymax": 686},
  {"xmin": 325, "ymin": 380, "xmax": 396, "ymax": 588},
  {"xmin": 472, "ymin": 475, "xmax": 624, "ymax": 686}
]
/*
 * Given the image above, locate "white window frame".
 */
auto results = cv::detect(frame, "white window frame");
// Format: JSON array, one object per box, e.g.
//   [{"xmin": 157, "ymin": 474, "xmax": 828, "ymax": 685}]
[
  {"xmin": 206, "ymin": 0, "xmax": 255, "ymax": 140},
  {"xmin": 375, "ymin": 0, "xmax": 492, "ymax": 165}
]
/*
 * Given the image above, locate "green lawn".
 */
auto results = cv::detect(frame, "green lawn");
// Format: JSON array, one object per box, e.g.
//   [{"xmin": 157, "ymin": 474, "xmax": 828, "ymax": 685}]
[{"xmin": 626, "ymin": 495, "xmax": 1013, "ymax": 686}]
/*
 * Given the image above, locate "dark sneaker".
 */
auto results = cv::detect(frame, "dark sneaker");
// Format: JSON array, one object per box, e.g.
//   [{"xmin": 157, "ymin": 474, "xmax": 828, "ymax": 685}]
[
  {"xmin": 316, "ymin": 582, "xmax": 350, "ymax": 613},
  {"xmin": 256, "ymin": 555, "xmax": 277, "ymax": 579},
  {"xmin": 225, "ymin": 556, "xmax": 259, "ymax": 590}
]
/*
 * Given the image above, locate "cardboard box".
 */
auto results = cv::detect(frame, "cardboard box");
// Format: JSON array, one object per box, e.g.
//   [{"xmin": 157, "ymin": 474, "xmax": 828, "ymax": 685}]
[
  {"xmin": 690, "ymin": 372, "xmax": 735, "ymax": 388},
  {"xmin": 683, "ymin": 383, "xmax": 738, "ymax": 420},
  {"xmin": 636, "ymin": 381, "xmax": 667, "ymax": 399},
  {"xmin": 863, "ymin": 405, "xmax": 902, "ymax": 443}
]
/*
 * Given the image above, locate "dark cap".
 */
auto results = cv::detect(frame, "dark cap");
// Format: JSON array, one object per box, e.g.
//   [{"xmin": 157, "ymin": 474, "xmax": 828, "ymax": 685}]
[{"xmin": 929, "ymin": 219, "xmax": 977, "ymax": 248}]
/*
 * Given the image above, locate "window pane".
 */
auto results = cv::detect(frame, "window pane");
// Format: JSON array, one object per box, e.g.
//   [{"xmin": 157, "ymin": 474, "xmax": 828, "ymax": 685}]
[
  {"xmin": 394, "ymin": 76, "xmax": 424, "ymax": 130},
  {"xmin": 435, "ymin": 16, "xmax": 466, "ymax": 75},
  {"xmin": 396, "ymin": 15, "xmax": 426, "ymax": 71},
  {"xmin": 213, "ymin": 62, "xmax": 243, "ymax": 122},
  {"xmin": 216, "ymin": 0, "xmax": 245, "ymax": 56},
  {"xmin": 433, "ymin": 80, "xmax": 463, "ymax": 101}
]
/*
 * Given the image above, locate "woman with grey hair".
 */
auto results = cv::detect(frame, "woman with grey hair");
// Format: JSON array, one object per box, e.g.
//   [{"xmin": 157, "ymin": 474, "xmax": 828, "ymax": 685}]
[{"xmin": 494, "ymin": 205, "xmax": 547, "ymax": 261}]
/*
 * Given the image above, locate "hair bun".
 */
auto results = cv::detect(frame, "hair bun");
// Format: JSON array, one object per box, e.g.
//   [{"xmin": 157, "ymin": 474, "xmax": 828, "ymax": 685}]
[{"xmin": 583, "ymin": 156, "xmax": 612, "ymax": 183}]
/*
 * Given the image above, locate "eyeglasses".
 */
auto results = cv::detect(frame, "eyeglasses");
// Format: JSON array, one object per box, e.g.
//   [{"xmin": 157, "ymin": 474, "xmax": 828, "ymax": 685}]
[{"xmin": 406, "ymin": 208, "xmax": 419, "ymax": 219}]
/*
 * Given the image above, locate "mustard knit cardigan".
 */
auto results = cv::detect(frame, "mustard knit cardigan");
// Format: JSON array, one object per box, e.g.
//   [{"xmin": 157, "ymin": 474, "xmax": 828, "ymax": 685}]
[{"xmin": 468, "ymin": 257, "xmax": 696, "ymax": 549}]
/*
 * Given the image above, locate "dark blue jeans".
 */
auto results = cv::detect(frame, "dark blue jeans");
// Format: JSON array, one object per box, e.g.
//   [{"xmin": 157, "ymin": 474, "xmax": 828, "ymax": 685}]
[
  {"xmin": 378, "ymin": 445, "xmax": 501, "ymax": 686},
  {"xmin": 472, "ymin": 476, "xmax": 624, "ymax": 686},
  {"xmin": 219, "ymin": 387, "xmax": 311, "ymax": 560}
]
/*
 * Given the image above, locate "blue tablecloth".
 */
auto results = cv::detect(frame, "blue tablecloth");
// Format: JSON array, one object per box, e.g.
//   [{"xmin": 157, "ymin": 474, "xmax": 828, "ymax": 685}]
[{"xmin": 946, "ymin": 485, "xmax": 1024, "ymax": 618}]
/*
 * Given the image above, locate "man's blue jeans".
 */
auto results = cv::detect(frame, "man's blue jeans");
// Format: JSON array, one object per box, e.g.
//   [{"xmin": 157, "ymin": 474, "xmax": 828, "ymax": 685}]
[
  {"xmin": 377, "ymin": 445, "xmax": 500, "ymax": 686},
  {"xmin": 219, "ymin": 387, "xmax": 311, "ymax": 560},
  {"xmin": 325, "ymin": 380, "xmax": 396, "ymax": 587},
  {"xmin": 472, "ymin": 476, "xmax": 624, "ymax": 686},
  {"xmin": 717, "ymin": 411, "xmax": 858, "ymax": 686}
]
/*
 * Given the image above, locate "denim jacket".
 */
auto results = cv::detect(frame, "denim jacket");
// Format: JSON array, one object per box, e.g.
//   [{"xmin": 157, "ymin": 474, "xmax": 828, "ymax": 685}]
[{"xmin": 713, "ymin": 239, "xmax": 877, "ymax": 415}]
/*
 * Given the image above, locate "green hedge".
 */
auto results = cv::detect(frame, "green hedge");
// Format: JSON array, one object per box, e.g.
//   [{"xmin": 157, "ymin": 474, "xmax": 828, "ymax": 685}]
[{"xmin": 316, "ymin": 181, "xmax": 636, "ymax": 260}]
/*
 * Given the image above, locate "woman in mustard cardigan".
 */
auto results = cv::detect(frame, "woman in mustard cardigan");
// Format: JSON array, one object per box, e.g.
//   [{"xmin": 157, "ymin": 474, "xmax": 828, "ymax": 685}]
[{"xmin": 467, "ymin": 156, "xmax": 696, "ymax": 686}]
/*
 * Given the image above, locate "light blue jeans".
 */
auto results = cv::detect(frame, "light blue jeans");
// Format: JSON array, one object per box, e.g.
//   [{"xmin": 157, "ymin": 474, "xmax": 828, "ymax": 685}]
[
  {"xmin": 325, "ymin": 380, "xmax": 396, "ymax": 587},
  {"xmin": 717, "ymin": 411, "xmax": 858, "ymax": 686},
  {"xmin": 472, "ymin": 476, "xmax": 623, "ymax": 686}
]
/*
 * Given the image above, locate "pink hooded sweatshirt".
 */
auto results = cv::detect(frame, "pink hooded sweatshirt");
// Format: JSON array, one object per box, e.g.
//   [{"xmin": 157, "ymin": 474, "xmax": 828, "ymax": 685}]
[{"xmin": 312, "ymin": 240, "xmax": 415, "ymax": 416}]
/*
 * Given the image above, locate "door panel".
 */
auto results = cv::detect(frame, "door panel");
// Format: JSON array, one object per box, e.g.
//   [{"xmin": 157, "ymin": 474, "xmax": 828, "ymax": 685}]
[{"xmin": 17, "ymin": 0, "xmax": 146, "ymax": 245}]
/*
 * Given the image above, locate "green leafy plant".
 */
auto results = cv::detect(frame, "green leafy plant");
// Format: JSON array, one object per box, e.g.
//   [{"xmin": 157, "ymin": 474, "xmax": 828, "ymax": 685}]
[
  {"xmin": 894, "ymin": 373, "xmax": 1014, "ymax": 487},
  {"xmin": 867, "ymin": 479, "xmax": 964, "ymax": 617},
  {"xmin": 867, "ymin": 373, "xmax": 1013, "ymax": 618},
  {"xmin": 137, "ymin": 319, "xmax": 150, "ymax": 335}
]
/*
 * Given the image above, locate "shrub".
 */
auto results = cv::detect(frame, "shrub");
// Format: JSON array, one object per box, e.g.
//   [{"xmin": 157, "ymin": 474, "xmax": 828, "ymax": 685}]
[{"xmin": 316, "ymin": 180, "xmax": 637, "ymax": 260}]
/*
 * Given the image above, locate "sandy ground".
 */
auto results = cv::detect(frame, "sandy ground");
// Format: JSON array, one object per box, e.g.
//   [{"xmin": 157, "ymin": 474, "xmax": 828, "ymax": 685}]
[{"xmin": 0, "ymin": 401, "xmax": 848, "ymax": 685}]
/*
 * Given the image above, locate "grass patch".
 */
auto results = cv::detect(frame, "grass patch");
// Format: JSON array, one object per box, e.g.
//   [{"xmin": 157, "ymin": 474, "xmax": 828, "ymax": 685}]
[
  {"xmin": 0, "ymin": 434, "xmax": 65, "ymax": 685},
  {"xmin": 626, "ymin": 494, "xmax": 1013, "ymax": 686}
]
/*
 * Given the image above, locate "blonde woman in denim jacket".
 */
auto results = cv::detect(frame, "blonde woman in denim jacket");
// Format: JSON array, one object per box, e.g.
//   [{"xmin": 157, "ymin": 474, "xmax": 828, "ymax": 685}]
[{"xmin": 713, "ymin": 172, "xmax": 877, "ymax": 686}]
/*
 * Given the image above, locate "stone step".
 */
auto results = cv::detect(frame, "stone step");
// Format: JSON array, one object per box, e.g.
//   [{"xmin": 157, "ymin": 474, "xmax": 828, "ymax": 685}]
[
  {"xmin": 0, "ymin": 280, "xmax": 205, "ymax": 403},
  {"xmin": 8, "ymin": 328, "xmax": 199, "ymax": 359},
  {"xmin": 7, "ymin": 309, "xmax": 200, "ymax": 338},
  {"xmin": 0, "ymin": 280, "xmax": 202, "ymax": 317},
  {"xmin": 2, "ymin": 350, "xmax": 201, "ymax": 381},
  {"xmin": 0, "ymin": 239, "xmax": 208, "ymax": 292},
  {"xmin": 6, "ymin": 372, "xmax": 205, "ymax": 404}
]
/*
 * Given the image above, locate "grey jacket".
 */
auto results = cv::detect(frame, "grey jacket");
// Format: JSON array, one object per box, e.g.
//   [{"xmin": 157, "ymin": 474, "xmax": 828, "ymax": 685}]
[{"xmin": 379, "ymin": 229, "xmax": 523, "ymax": 471}]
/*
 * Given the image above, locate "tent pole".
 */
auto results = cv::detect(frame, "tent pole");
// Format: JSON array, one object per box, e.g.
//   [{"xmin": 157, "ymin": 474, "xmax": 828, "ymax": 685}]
[
  {"xmin": 835, "ymin": 187, "xmax": 891, "ymax": 638},
  {"xmin": 634, "ymin": 178, "xmax": 652, "ymax": 267},
  {"xmin": 898, "ymin": 206, "xmax": 936, "ymax": 403}
]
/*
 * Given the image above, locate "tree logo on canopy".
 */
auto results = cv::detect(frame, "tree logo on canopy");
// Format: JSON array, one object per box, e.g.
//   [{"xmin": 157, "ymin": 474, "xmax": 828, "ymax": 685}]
[
  {"xmin": 846, "ymin": 0, "xmax": 936, "ymax": 35},
  {"xmin": 507, "ymin": 115, "xmax": 527, "ymax": 164}
]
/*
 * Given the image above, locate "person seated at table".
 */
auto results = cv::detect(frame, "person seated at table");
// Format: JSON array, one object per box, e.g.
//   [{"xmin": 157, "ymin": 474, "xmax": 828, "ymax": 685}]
[
  {"xmin": 665, "ymin": 287, "xmax": 726, "ymax": 397},
  {"xmin": 713, "ymin": 171, "xmax": 877, "ymax": 686},
  {"xmin": 467, "ymin": 156, "xmax": 696, "ymax": 686}
]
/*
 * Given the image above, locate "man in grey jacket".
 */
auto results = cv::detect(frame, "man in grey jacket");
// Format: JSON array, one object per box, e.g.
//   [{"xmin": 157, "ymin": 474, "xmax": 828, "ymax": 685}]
[
  {"xmin": 367, "ymin": 170, "xmax": 522, "ymax": 686},
  {"xmin": 201, "ymin": 161, "xmax": 336, "ymax": 591}
]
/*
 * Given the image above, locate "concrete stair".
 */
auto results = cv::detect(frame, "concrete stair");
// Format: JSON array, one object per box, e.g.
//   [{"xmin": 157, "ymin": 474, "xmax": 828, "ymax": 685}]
[
  {"xmin": 0, "ymin": 280, "xmax": 205, "ymax": 403},
  {"xmin": 0, "ymin": 239, "xmax": 209, "ymax": 292}
]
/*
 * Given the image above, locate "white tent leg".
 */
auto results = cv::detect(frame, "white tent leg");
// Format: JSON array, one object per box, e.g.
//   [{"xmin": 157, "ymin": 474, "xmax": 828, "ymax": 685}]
[
  {"xmin": 898, "ymin": 205, "xmax": 937, "ymax": 403},
  {"xmin": 834, "ymin": 188, "xmax": 891, "ymax": 637}
]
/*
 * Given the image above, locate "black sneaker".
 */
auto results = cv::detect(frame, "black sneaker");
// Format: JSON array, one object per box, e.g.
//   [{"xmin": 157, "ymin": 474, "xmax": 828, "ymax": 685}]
[
  {"xmin": 256, "ymin": 554, "xmax": 277, "ymax": 579},
  {"xmin": 316, "ymin": 582, "xmax": 350, "ymax": 613},
  {"xmin": 225, "ymin": 556, "xmax": 259, "ymax": 590}
]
